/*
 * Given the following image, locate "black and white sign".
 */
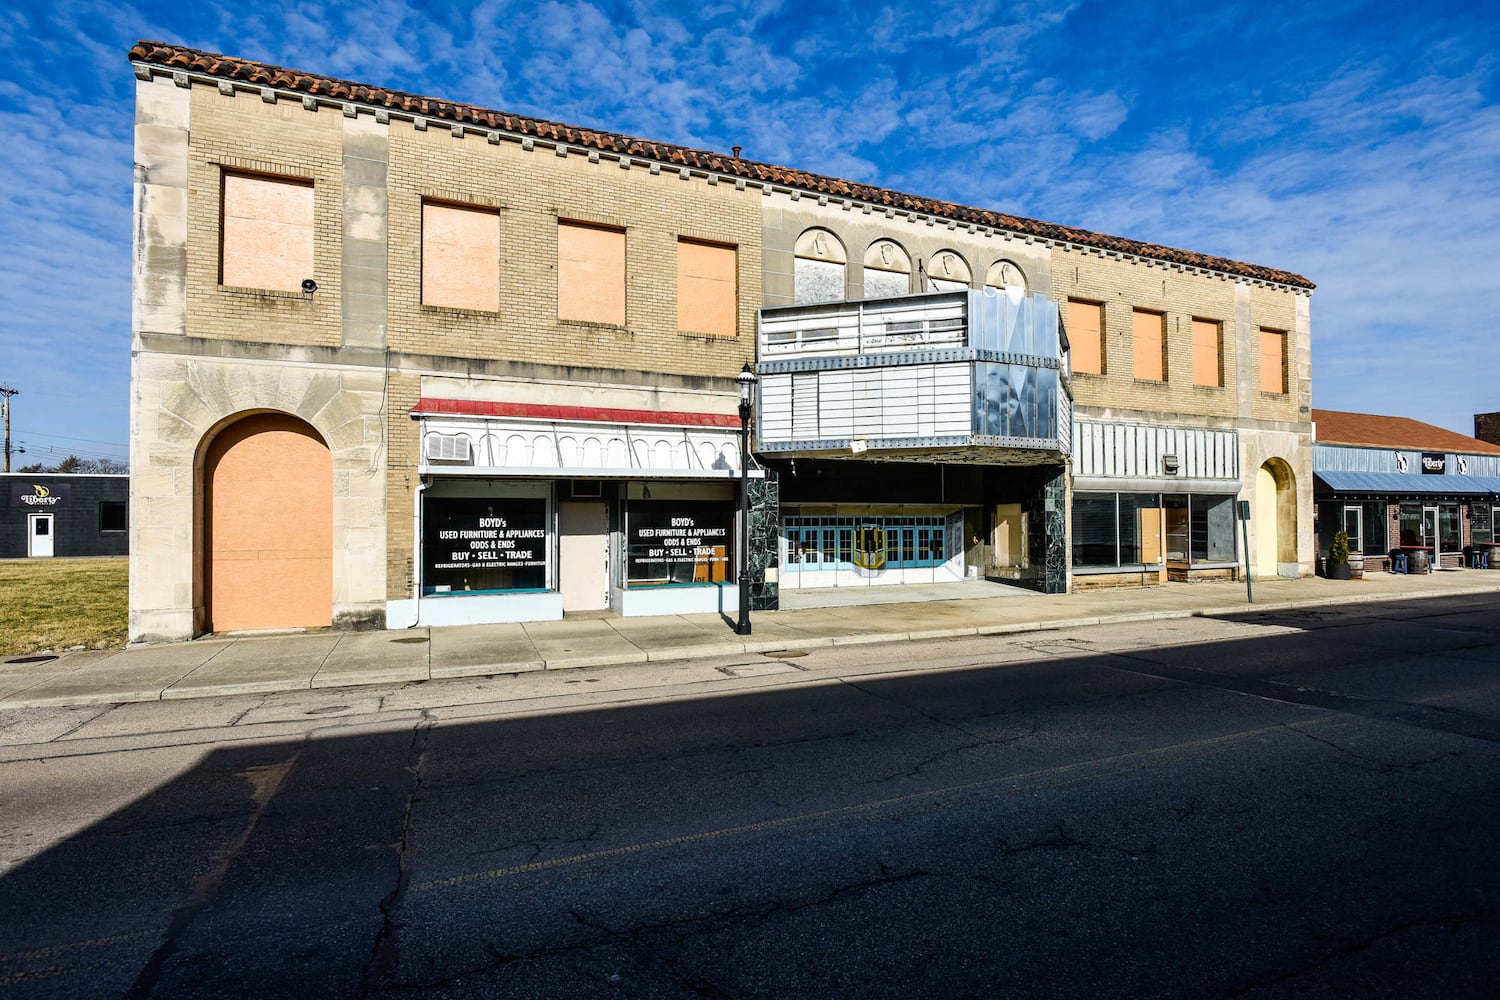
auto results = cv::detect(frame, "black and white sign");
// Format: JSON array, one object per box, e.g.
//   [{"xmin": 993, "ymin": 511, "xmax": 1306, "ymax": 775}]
[
  {"xmin": 1421, "ymin": 452, "xmax": 1447, "ymax": 475},
  {"xmin": 626, "ymin": 500, "xmax": 733, "ymax": 586},
  {"xmin": 11, "ymin": 483, "xmax": 70, "ymax": 507},
  {"xmin": 423, "ymin": 497, "xmax": 547, "ymax": 593}
]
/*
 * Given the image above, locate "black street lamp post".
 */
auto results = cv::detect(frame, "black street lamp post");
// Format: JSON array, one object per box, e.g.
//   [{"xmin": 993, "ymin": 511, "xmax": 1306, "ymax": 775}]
[{"xmin": 736, "ymin": 362, "xmax": 757, "ymax": 636}]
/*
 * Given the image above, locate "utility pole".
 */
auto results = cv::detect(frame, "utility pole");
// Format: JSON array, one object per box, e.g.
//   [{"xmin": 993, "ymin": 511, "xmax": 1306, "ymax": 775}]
[{"xmin": 0, "ymin": 384, "xmax": 17, "ymax": 473}]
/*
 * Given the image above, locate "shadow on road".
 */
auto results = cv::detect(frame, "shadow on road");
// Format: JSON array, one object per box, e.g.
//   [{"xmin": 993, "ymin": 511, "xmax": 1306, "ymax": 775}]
[{"xmin": 3, "ymin": 594, "xmax": 1499, "ymax": 998}]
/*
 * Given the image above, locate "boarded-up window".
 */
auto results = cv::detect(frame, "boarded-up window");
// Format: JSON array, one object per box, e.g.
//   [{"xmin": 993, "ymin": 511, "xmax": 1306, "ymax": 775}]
[
  {"xmin": 1132, "ymin": 310, "xmax": 1165, "ymax": 381},
  {"xmin": 926, "ymin": 250, "xmax": 971, "ymax": 292},
  {"xmin": 1191, "ymin": 319, "xmax": 1222, "ymax": 387},
  {"xmin": 1260, "ymin": 329, "xmax": 1287, "ymax": 393},
  {"xmin": 221, "ymin": 172, "xmax": 314, "ymax": 292},
  {"xmin": 794, "ymin": 228, "xmax": 847, "ymax": 304},
  {"xmin": 422, "ymin": 202, "xmax": 500, "ymax": 311},
  {"xmin": 677, "ymin": 239, "xmax": 737, "ymax": 336},
  {"xmin": 558, "ymin": 220, "xmax": 625, "ymax": 325},
  {"xmin": 1068, "ymin": 300, "xmax": 1103, "ymax": 375},
  {"xmin": 864, "ymin": 239, "xmax": 912, "ymax": 298}
]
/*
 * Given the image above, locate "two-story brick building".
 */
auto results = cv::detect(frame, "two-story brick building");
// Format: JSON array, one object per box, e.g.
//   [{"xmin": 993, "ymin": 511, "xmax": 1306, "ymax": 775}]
[{"xmin": 127, "ymin": 41, "xmax": 1314, "ymax": 643}]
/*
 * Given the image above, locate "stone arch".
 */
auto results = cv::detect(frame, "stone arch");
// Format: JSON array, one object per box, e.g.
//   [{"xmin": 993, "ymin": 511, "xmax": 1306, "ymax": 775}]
[
  {"xmin": 927, "ymin": 249, "xmax": 972, "ymax": 291},
  {"xmin": 1255, "ymin": 458, "xmax": 1299, "ymax": 578},
  {"xmin": 793, "ymin": 227, "xmax": 846, "ymax": 304},
  {"xmin": 863, "ymin": 238, "xmax": 912, "ymax": 298},
  {"xmin": 986, "ymin": 259, "xmax": 1027, "ymax": 292},
  {"xmin": 199, "ymin": 411, "xmax": 332, "ymax": 633}
]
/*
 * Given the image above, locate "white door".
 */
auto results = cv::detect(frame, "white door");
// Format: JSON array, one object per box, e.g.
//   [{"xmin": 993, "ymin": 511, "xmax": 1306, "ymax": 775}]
[
  {"xmin": 559, "ymin": 501, "xmax": 609, "ymax": 611},
  {"xmin": 28, "ymin": 514, "xmax": 54, "ymax": 558}
]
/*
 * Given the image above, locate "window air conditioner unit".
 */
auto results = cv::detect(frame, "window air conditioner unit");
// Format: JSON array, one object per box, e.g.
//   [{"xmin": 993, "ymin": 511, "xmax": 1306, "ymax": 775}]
[{"xmin": 424, "ymin": 433, "xmax": 472, "ymax": 463}]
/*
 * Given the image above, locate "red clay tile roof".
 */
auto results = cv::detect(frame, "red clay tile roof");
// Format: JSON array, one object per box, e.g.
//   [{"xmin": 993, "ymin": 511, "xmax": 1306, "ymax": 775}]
[
  {"xmin": 129, "ymin": 40, "xmax": 1314, "ymax": 291},
  {"xmin": 1313, "ymin": 409, "xmax": 1500, "ymax": 454}
]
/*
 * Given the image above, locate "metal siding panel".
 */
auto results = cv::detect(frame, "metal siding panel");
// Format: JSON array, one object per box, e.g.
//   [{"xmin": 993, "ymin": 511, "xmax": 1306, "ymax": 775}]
[
  {"xmin": 760, "ymin": 375, "xmax": 793, "ymax": 441},
  {"xmin": 883, "ymin": 368, "xmax": 919, "ymax": 437},
  {"xmin": 822, "ymin": 371, "xmax": 855, "ymax": 439},
  {"xmin": 918, "ymin": 366, "xmax": 937, "ymax": 437},
  {"xmin": 792, "ymin": 373, "xmax": 820, "ymax": 439}
]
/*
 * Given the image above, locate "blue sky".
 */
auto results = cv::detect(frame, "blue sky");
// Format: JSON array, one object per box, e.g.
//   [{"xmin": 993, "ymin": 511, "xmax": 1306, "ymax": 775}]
[{"xmin": 2, "ymin": 0, "xmax": 1499, "ymax": 467}]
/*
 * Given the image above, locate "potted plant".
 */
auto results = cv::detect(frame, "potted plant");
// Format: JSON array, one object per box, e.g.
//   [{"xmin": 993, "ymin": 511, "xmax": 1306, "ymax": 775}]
[{"xmin": 1328, "ymin": 530, "xmax": 1352, "ymax": 580}]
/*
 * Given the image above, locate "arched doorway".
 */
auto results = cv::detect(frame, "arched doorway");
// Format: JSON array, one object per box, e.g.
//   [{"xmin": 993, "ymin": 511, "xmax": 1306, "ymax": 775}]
[
  {"xmin": 203, "ymin": 413, "xmax": 332, "ymax": 632},
  {"xmin": 1255, "ymin": 459, "xmax": 1298, "ymax": 578}
]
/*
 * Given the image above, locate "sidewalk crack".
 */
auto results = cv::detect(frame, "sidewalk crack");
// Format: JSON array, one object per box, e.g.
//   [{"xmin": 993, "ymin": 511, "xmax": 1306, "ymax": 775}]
[{"xmin": 308, "ymin": 633, "xmax": 344, "ymax": 688}]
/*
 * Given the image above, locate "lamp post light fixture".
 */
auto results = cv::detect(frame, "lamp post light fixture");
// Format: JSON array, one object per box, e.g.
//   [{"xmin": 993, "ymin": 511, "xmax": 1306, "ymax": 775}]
[{"xmin": 735, "ymin": 362, "xmax": 758, "ymax": 636}]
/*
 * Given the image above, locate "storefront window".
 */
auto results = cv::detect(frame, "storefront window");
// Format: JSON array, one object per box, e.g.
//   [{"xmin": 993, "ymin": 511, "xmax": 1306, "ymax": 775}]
[
  {"xmin": 626, "ymin": 499, "xmax": 734, "ymax": 587},
  {"xmin": 1191, "ymin": 494, "xmax": 1237, "ymax": 562},
  {"xmin": 1118, "ymin": 493, "xmax": 1160, "ymax": 565},
  {"xmin": 424, "ymin": 496, "xmax": 548, "ymax": 594},
  {"xmin": 1474, "ymin": 504, "xmax": 1496, "ymax": 544},
  {"xmin": 1076, "ymin": 492, "xmax": 1234, "ymax": 567},
  {"xmin": 1072, "ymin": 493, "xmax": 1118, "ymax": 567},
  {"xmin": 1360, "ymin": 502, "xmax": 1387, "ymax": 555}
]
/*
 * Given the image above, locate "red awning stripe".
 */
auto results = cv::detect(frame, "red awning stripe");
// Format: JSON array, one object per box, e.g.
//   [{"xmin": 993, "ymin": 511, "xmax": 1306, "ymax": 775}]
[{"xmin": 412, "ymin": 397, "xmax": 741, "ymax": 428}]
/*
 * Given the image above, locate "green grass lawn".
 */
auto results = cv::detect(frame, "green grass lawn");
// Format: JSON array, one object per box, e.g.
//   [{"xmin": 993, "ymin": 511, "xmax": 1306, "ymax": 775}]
[{"xmin": 0, "ymin": 557, "xmax": 129, "ymax": 656}]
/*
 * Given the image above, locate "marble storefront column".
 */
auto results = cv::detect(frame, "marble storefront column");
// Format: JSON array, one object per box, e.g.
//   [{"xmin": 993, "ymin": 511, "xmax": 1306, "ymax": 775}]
[{"xmin": 747, "ymin": 469, "xmax": 780, "ymax": 611}]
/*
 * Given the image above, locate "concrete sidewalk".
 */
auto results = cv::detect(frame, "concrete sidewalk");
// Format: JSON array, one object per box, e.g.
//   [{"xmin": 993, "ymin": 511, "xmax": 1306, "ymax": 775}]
[{"xmin": 3, "ymin": 571, "xmax": 1497, "ymax": 710}]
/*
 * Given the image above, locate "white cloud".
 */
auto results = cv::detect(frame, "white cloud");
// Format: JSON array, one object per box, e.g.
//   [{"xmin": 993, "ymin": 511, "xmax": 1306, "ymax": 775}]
[{"xmin": 1, "ymin": 0, "xmax": 1496, "ymax": 461}]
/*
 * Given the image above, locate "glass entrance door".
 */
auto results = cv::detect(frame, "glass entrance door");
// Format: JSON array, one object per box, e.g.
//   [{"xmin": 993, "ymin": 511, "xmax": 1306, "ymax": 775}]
[
  {"xmin": 1342, "ymin": 506, "xmax": 1362, "ymax": 555},
  {"xmin": 1422, "ymin": 506, "xmax": 1439, "ymax": 562}
]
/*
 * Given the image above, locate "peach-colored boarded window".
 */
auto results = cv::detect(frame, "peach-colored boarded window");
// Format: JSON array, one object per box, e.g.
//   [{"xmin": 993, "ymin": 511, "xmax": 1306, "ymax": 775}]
[
  {"xmin": 1132, "ymin": 309, "xmax": 1165, "ymax": 381},
  {"xmin": 558, "ymin": 220, "xmax": 625, "ymax": 325},
  {"xmin": 1191, "ymin": 319, "xmax": 1222, "ymax": 387},
  {"xmin": 1260, "ymin": 329, "xmax": 1287, "ymax": 393},
  {"xmin": 677, "ymin": 239, "xmax": 737, "ymax": 336},
  {"xmin": 221, "ymin": 172, "xmax": 314, "ymax": 292},
  {"xmin": 422, "ymin": 202, "xmax": 500, "ymax": 311},
  {"xmin": 1068, "ymin": 300, "xmax": 1103, "ymax": 375}
]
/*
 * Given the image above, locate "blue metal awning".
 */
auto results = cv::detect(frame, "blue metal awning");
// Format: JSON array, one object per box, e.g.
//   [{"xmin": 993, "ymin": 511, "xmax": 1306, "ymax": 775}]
[{"xmin": 1315, "ymin": 471, "xmax": 1500, "ymax": 497}]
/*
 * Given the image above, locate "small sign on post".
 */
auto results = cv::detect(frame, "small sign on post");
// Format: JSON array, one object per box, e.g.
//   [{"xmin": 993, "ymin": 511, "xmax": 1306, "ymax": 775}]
[{"xmin": 1237, "ymin": 500, "xmax": 1253, "ymax": 604}]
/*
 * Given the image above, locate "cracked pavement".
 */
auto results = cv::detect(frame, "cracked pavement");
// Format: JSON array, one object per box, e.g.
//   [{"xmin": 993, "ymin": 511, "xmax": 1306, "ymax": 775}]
[{"xmin": 1, "ymin": 593, "xmax": 1498, "ymax": 997}]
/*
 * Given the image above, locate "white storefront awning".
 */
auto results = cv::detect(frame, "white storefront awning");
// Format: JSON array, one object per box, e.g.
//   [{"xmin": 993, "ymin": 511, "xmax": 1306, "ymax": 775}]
[{"xmin": 413, "ymin": 398, "xmax": 762, "ymax": 478}]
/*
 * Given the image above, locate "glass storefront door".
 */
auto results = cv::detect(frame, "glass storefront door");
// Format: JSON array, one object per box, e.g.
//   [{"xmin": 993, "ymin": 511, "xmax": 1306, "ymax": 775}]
[
  {"xmin": 1342, "ymin": 506, "xmax": 1362, "ymax": 555},
  {"xmin": 783, "ymin": 514, "xmax": 958, "ymax": 586}
]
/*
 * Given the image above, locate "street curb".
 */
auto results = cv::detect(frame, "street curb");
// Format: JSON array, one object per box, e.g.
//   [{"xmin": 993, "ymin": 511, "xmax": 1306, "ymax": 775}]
[
  {"xmin": 431, "ymin": 660, "xmax": 546, "ymax": 679},
  {"xmin": 1, "ymin": 583, "xmax": 1494, "ymax": 710}
]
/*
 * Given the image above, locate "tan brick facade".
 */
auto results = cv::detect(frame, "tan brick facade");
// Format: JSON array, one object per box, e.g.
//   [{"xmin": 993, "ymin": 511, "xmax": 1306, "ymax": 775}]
[{"xmin": 129, "ymin": 45, "xmax": 1315, "ymax": 641}]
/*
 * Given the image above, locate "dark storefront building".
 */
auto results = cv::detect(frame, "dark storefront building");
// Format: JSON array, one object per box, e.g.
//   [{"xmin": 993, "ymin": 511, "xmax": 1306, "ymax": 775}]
[
  {"xmin": 2, "ymin": 474, "xmax": 129, "ymax": 559},
  {"xmin": 1312, "ymin": 410, "xmax": 1500, "ymax": 572}
]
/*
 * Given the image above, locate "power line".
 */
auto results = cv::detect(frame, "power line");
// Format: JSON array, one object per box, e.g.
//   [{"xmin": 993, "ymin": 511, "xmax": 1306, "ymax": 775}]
[{"xmin": 14, "ymin": 429, "xmax": 129, "ymax": 449}]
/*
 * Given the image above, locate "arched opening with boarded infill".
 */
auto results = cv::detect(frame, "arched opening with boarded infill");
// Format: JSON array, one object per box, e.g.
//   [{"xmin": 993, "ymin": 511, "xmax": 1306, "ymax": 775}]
[{"xmin": 201, "ymin": 412, "xmax": 332, "ymax": 633}]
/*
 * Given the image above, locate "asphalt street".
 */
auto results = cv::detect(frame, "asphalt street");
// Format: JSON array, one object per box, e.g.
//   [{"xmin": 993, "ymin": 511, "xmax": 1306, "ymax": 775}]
[{"xmin": 1, "ymin": 593, "xmax": 1498, "ymax": 998}]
